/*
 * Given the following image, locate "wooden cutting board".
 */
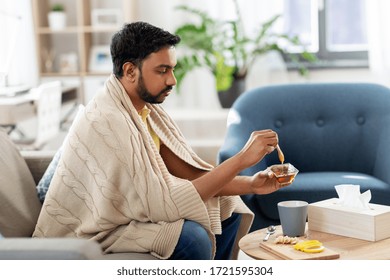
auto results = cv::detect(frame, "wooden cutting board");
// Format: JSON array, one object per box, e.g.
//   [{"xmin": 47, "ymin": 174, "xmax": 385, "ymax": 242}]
[{"xmin": 259, "ymin": 239, "xmax": 340, "ymax": 260}]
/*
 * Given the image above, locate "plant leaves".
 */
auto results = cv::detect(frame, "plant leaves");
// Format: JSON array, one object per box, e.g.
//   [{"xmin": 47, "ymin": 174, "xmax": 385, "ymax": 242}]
[
  {"xmin": 173, "ymin": 2, "xmax": 316, "ymax": 93},
  {"xmin": 214, "ymin": 52, "xmax": 236, "ymax": 91}
]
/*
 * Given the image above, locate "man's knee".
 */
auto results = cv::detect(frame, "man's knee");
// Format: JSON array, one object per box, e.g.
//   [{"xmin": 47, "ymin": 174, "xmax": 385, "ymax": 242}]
[{"xmin": 176, "ymin": 221, "xmax": 212, "ymax": 260}]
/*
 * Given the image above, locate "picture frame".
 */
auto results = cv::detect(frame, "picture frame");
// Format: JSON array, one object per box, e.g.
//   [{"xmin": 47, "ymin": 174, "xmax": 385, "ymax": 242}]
[
  {"xmin": 89, "ymin": 45, "xmax": 112, "ymax": 72},
  {"xmin": 91, "ymin": 9, "xmax": 121, "ymax": 27},
  {"xmin": 59, "ymin": 52, "xmax": 78, "ymax": 73}
]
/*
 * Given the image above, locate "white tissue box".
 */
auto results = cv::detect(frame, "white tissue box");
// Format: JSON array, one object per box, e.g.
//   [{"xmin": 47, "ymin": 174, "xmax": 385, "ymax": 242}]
[{"xmin": 308, "ymin": 198, "xmax": 390, "ymax": 241}]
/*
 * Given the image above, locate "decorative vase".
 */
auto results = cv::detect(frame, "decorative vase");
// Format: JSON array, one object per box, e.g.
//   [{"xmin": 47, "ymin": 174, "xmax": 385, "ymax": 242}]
[
  {"xmin": 48, "ymin": 11, "xmax": 66, "ymax": 30},
  {"xmin": 217, "ymin": 77, "xmax": 246, "ymax": 108}
]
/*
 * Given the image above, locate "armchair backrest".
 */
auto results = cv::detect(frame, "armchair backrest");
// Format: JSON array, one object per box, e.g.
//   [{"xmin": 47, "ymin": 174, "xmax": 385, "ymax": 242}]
[{"xmin": 218, "ymin": 83, "xmax": 390, "ymax": 179}]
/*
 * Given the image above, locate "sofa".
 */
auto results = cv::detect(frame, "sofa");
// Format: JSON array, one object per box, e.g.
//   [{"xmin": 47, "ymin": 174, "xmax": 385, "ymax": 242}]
[
  {"xmin": 218, "ymin": 83, "xmax": 390, "ymax": 232},
  {"xmin": 0, "ymin": 129, "xmax": 157, "ymax": 260}
]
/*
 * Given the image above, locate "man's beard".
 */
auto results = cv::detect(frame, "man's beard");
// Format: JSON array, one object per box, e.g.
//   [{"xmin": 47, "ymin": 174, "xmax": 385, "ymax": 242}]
[{"xmin": 137, "ymin": 72, "xmax": 172, "ymax": 104}]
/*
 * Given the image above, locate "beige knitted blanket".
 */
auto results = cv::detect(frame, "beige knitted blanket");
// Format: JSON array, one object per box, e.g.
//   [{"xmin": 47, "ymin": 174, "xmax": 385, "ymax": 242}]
[{"xmin": 33, "ymin": 74, "xmax": 253, "ymax": 259}]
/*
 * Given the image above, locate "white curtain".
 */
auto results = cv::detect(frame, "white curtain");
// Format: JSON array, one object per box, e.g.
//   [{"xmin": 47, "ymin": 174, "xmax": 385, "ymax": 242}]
[
  {"xmin": 366, "ymin": 0, "xmax": 390, "ymax": 87},
  {"xmin": 0, "ymin": 0, "xmax": 38, "ymax": 87},
  {"xmin": 134, "ymin": 0, "xmax": 287, "ymax": 109}
]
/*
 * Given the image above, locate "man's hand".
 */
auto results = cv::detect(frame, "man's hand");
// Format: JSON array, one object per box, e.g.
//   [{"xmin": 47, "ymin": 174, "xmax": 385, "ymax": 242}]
[
  {"xmin": 236, "ymin": 129, "xmax": 278, "ymax": 169},
  {"xmin": 249, "ymin": 169, "xmax": 291, "ymax": 195}
]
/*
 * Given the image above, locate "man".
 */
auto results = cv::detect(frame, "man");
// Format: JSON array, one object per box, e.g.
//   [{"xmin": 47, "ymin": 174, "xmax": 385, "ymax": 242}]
[{"xmin": 33, "ymin": 22, "xmax": 290, "ymax": 260}]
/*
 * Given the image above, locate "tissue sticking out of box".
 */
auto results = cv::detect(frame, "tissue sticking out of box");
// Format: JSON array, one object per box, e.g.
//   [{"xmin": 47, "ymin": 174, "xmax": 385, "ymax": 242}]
[{"xmin": 335, "ymin": 184, "xmax": 372, "ymax": 210}]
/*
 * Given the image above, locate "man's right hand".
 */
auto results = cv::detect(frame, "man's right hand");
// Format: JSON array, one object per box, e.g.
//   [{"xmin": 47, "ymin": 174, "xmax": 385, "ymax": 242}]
[{"xmin": 236, "ymin": 129, "xmax": 278, "ymax": 170}]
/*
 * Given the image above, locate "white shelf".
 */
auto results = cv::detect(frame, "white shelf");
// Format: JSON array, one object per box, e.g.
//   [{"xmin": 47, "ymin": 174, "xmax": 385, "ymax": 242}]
[{"xmin": 31, "ymin": 0, "xmax": 136, "ymax": 104}]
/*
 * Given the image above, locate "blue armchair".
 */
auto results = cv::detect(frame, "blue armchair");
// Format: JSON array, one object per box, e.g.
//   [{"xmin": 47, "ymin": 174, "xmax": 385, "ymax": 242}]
[{"xmin": 218, "ymin": 83, "xmax": 390, "ymax": 231}]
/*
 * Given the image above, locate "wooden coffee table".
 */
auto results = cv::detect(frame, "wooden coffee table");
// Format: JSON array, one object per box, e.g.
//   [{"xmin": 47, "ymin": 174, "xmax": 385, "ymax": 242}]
[{"xmin": 239, "ymin": 224, "xmax": 390, "ymax": 259}]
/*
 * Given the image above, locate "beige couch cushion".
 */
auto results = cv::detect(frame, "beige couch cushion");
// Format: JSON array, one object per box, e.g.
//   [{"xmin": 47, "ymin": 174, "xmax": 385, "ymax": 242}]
[{"xmin": 0, "ymin": 129, "xmax": 41, "ymax": 237}]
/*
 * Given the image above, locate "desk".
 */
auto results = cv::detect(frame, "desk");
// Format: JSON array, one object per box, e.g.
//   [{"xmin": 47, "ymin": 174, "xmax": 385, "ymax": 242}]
[
  {"xmin": 239, "ymin": 224, "xmax": 390, "ymax": 259},
  {"xmin": 0, "ymin": 86, "xmax": 78, "ymax": 127}
]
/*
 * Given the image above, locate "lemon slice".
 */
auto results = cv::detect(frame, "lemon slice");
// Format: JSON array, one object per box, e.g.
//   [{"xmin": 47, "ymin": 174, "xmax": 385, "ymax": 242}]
[
  {"xmin": 293, "ymin": 240, "xmax": 325, "ymax": 253},
  {"xmin": 302, "ymin": 245, "xmax": 325, "ymax": 253}
]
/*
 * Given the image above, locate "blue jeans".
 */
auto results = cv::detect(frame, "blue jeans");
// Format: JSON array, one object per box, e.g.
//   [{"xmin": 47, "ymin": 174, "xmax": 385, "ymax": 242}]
[{"xmin": 169, "ymin": 213, "xmax": 242, "ymax": 260}]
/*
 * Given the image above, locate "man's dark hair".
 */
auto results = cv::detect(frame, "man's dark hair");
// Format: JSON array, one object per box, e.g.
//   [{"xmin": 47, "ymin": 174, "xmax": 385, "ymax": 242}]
[{"xmin": 110, "ymin": 21, "xmax": 181, "ymax": 77}]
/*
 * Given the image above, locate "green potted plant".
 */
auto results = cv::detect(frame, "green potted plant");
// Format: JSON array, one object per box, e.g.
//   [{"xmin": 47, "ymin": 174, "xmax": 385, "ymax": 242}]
[
  {"xmin": 48, "ymin": 3, "xmax": 66, "ymax": 30},
  {"xmin": 174, "ymin": 0, "xmax": 316, "ymax": 107}
]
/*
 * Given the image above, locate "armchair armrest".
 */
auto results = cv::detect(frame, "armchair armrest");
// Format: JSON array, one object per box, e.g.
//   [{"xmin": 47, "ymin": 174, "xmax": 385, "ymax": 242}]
[{"xmin": 0, "ymin": 238, "xmax": 103, "ymax": 260}]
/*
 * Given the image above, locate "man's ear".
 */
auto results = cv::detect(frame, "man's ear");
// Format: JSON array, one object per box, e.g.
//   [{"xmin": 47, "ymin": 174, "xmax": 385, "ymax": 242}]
[{"xmin": 122, "ymin": 62, "xmax": 137, "ymax": 82}]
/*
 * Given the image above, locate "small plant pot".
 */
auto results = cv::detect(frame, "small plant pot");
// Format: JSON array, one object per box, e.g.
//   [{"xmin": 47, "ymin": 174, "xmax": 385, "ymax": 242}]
[
  {"xmin": 217, "ymin": 78, "xmax": 246, "ymax": 108},
  {"xmin": 48, "ymin": 11, "xmax": 66, "ymax": 30}
]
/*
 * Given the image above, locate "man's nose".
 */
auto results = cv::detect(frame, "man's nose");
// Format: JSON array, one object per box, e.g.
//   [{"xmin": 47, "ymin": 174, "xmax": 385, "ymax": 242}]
[{"xmin": 167, "ymin": 71, "xmax": 177, "ymax": 86}]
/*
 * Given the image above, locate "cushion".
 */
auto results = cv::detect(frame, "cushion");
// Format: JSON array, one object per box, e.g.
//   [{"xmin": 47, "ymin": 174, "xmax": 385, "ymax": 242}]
[
  {"xmin": 35, "ymin": 104, "xmax": 85, "ymax": 202},
  {"xmin": 0, "ymin": 129, "xmax": 42, "ymax": 237},
  {"xmin": 36, "ymin": 147, "xmax": 62, "ymax": 203}
]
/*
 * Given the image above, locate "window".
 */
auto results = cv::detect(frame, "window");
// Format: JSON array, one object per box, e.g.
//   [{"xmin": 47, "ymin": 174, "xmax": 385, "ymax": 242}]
[
  {"xmin": 0, "ymin": 8, "xmax": 22, "ymax": 86},
  {"xmin": 282, "ymin": 0, "xmax": 368, "ymax": 68}
]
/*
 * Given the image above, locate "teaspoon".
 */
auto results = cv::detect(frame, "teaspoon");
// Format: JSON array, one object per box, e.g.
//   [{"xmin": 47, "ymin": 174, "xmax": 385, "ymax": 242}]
[{"xmin": 263, "ymin": 225, "xmax": 276, "ymax": 241}]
